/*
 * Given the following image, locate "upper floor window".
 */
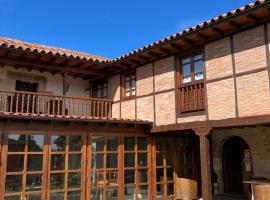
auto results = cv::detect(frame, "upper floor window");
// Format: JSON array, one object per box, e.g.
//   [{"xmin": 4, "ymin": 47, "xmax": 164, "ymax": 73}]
[
  {"xmin": 122, "ymin": 70, "xmax": 136, "ymax": 98},
  {"xmin": 178, "ymin": 52, "xmax": 205, "ymax": 114},
  {"xmin": 181, "ymin": 53, "xmax": 204, "ymax": 84},
  {"xmin": 92, "ymin": 79, "xmax": 108, "ymax": 98}
]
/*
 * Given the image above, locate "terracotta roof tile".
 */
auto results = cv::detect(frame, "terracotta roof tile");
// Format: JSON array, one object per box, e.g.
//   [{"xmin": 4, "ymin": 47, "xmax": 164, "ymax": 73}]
[{"xmin": 0, "ymin": 37, "xmax": 112, "ymax": 63}]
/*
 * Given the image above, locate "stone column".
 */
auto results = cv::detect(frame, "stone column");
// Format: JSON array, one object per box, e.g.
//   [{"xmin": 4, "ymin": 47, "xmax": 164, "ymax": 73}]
[{"xmin": 194, "ymin": 127, "xmax": 212, "ymax": 200}]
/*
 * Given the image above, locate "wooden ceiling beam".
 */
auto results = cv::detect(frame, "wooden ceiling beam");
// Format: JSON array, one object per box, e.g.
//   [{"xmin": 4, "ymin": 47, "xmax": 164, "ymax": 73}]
[
  {"xmin": 159, "ymin": 47, "xmax": 172, "ymax": 54},
  {"xmin": 138, "ymin": 55, "xmax": 151, "ymax": 61},
  {"xmin": 129, "ymin": 59, "xmax": 141, "ymax": 65},
  {"xmin": 148, "ymin": 51, "xmax": 162, "ymax": 57},
  {"xmin": 182, "ymin": 38, "xmax": 195, "ymax": 46},
  {"xmin": 170, "ymin": 43, "xmax": 182, "ymax": 50},
  {"xmin": 228, "ymin": 20, "xmax": 242, "ymax": 29},
  {"xmin": 0, "ymin": 57, "xmax": 113, "ymax": 77},
  {"xmin": 247, "ymin": 14, "xmax": 259, "ymax": 22},
  {"xmin": 212, "ymin": 27, "xmax": 225, "ymax": 35},
  {"xmin": 197, "ymin": 33, "xmax": 209, "ymax": 41}
]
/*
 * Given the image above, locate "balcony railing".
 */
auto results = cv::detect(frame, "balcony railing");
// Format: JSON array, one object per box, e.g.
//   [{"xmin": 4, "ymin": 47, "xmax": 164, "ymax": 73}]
[
  {"xmin": 0, "ymin": 90, "xmax": 113, "ymax": 118},
  {"xmin": 179, "ymin": 82, "xmax": 204, "ymax": 113}
]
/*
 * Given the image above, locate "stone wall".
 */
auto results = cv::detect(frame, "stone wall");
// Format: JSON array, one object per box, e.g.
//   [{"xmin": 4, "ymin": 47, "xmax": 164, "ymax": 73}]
[{"xmin": 211, "ymin": 126, "xmax": 270, "ymax": 193}]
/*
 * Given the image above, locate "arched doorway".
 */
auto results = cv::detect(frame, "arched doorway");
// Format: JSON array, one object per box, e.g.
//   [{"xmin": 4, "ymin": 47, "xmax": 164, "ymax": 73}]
[{"xmin": 222, "ymin": 137, "xmax": 253, "ymax": 197}]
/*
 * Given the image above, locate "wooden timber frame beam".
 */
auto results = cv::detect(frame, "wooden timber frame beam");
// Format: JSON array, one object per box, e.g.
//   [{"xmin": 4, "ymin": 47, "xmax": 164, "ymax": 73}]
[
  {"xmin": 151, "ymin": 114, "xmax": 270, "ymax": 133},
  {"xmin": 0, "ymin": 55, "xmax": 113, "ymax": 77}
]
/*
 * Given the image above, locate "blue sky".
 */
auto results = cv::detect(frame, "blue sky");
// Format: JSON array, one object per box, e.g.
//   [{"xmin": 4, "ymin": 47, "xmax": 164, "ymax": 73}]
[{"xmin": 0, "ymin": 0, "xmax": 253, "ymax": 58}]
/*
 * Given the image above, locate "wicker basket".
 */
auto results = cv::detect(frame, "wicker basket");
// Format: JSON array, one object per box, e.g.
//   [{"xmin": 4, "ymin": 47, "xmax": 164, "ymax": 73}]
[
  {"xmin": 175, "ymin": 178, "xmax": 198, "ymax": 200},
  {"xmin": 253, "ymin": 184, "xmax": 270, "ymax": 200}
]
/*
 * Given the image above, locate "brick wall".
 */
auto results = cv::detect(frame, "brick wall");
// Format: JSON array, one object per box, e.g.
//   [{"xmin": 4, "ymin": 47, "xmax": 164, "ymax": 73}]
[{"xmin": 205, "ymin": 24, "xmax": 270, "ymax": 120}]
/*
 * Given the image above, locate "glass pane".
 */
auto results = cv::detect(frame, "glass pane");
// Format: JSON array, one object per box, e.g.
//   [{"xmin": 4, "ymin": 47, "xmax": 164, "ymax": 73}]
[
  {"xmin": 131, "ymin": 79, "xmax": 135, "ymax": 89},
  {"xmin": 156, "ymin": 184, "xmax": 164, "ymax": 198},
  {"xmin": 91, "ymin": 171, "xmax": 104, "ymax": 187},
  {"xmin": 165, "ymin": 153, "xmax": 173, "ymax": 166},
  {"xmin": 125, "ymin": 153, "xmax": 135, "ymax": 167},
  {"xmin": 125, "ymin": 81, "xmax": 130, "ymax": 90},
  {"xmin": 92, "ymin": 153, "xmax": 104, "ymax": 169},
  {"xmin": 5, "ymin": 196, "xmax": 21, "ymax": 200},
  {"xmin": 69, "ymin": 136, "xmax": 82, "ymax": 151},
  {"xmin": 69, "ymin": 154, "xmax": 81, "ymax": 170},
  {"xmin": 138, "ymin": 153, "xmax": 147, "ymax": 167},
  {"xmin": 124, "ymin": 137, "xmax": 135, "ymax": 151},
  {"xmin": 67, "ymin": 191, "xmax": 81, "ymax": 200},
  {"xmin": 182, "ymin": 57, "xmax": 191, "ymax": 65},
  {"xmin": 50, "ymin": 173, "xmax": 65, "ymax": 190},
  {"xmin": 138, "ymin": 169, "xmax": 148, "ymax": 183},
  {"xmin": 138, "ymin": 185, "xmax": 148, "ymax": 200},
  {"xmin": 156, "ymin": 152, "xmax": 163, "ymax": 166},
  {"xmin": 194, "ymin": 59, "xmax": 203, "ymax": 73},
  {"xmin": 26, "ymin": 174, "xmax": 42, "ymax": 191},
  {"xmin": 107, "ymin": 153, "xmax": 118, "ymax": 168},
  {"xmin": 156, "ymin": 168, "xmax": 164, "ymax": 182},
  {"xmin": 183, "ymin": 75, "xmax": 192, "ymax": 84},
  {"xmin": 195, "ymin": 53, "xmax": 203, "ymax": 60},
  {"xmin": 68, "ymin": 173, "xmax": 81, "ymax": 189},
  {"xmin": 106, "ymin": 170, "xmax": 118, "ymax": 186},
  {"xmin": 125, "ymin": 170, "xmax": 135, "ymax": 184},
  {"xmin": 50, "ymin": 193, "xmax": 64, "ymax": 200},
  {"xmin": 107, "ymin": 137, "xmax": 118, "ymax": 151},
  {"xmin": 195, "ymin": 72, "xmax": 204, "ymax": 80},
  {"xmin": 51, "ymin": 154, "xmax": 65, "ymax": 170},
  {"xmin": 28, "ymin": 135, "xmax": 44, "ymax": 152},
  {"xmin": 124, "ymin": 187, "xmax": 135, "ymax": 200},
  {"xmin": 92, "ymin": 136, "xmax": 105, "ymax": 151},
  {"xmin": 167, "ymin": 168, "xmax": 174, "ymax": 181},
  {"xmin": 7, "ymin": 155, "xmax": 24, "ymax": 172},
  {"xmin": 26, "ymin": 194, "xmax": 42, "ymax": 200},
  {"xmin": 91, "ymin": 188, "xmax": 104, "ymax": 200},
  {"xmin": 164, "ymin": 138, "xmax": 172, "ymax": 151},
  {"xmin": 5, "ymin": 175, "xmax": 22, "ymax": 193},
  {"xmin": 106, "ymin": 188, "xmax": 118, "ymax": 200},
  {"xmin": 182, "ymin": 63, "xmax": 191, "ymax": 76},
  {"xmin": 167, "ymin": 183, "xmax": 174, "ymax": 197},
  {"xmin": 51, "ymin": 136, "xmax": 66, "ymax": 151},
  {"xmin": 156, "ymin": 139, "xmax": 163, "ymax": 151},
  {"xmin": 8, "ymin": 134, "xmax": 26, "ymax": 152},
  {"xmin": 27, "ymin": 155, "xmax": 43, "ymax": 171},
  {"xmin": 137, "ymin": 137, "xmax": 147, "ymax": 150}
]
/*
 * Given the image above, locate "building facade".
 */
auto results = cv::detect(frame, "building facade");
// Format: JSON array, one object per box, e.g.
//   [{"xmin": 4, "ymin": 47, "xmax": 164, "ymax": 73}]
[{"xmin": 0, "ymin": 1, "xmax": 270, "ymax": 200}]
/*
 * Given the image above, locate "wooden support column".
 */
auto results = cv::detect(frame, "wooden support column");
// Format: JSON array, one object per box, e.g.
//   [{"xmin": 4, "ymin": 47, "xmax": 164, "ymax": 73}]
[
  {"xmin": 63, "ymin": 71, "xmax": 67, "ymax": 96},
  {"xmin": 194, "ymin": 127, "xmax": 212, "ymax": 200}
]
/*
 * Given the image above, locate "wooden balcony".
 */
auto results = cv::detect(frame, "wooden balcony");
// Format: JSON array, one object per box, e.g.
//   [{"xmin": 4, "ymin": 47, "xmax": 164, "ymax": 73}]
[
  {"xmin": 0, "ymin": 90, "xmax": 113, "ymax": 119},
  {"xmin": 178, "ymin": 82, "xmax": 205, "ymax": 113}
]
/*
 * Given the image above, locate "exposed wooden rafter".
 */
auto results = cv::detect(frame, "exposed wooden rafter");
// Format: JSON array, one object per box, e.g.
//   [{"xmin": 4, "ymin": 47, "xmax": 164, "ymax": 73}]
[{"xmin": 212, "ymin": 27, "xmax": 225, "ymax": 35}]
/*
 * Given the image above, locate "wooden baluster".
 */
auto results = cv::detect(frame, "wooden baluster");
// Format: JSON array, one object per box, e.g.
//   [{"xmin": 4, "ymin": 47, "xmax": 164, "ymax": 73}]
[
  {"xmin": 15, "ymin": 93, "xmax": 19, "ymax": 113},
  {"xmin": 20, "ymin": 94, "xmax": 24, "ymax": 113},
  {"xmin": 31, "ymin": 94, "xmax": 35, "ymax": 114},
  {"xmin": 52, "ymin": 97, "xmax": 55, "ymax": 115},
  {"xmin": 37, "ymin": 95, "xmax": 40, "ymax": 114},
  {"xmin": 100, "ymin": 101, "xmax": 104, "ymax": 117},
  {"xmin": 194, "ymin": 84, "xmax": 197, "ymax": 110},
  {"xmin": 97, "ymin": 101, "xmax": 101, "ymax": 117},
  {"xmin": 57, "ymin": 97, "xmax": 60, "ymax": 116},
  {"xmin": 109, "ymin": 101, "xmax": 112, "ymax": 117},
  {"xmin": 4, "ymin": 92, "xmax": 7, "ymax": 112},
  {"xmin": 89, "ymin": 99, "xmax": 93, "ymax": 117},
  {"xmin": 93, "ymin": 100, "xmax": 96, "ymax": 117},
  {"xmin": 26, "ymin": 94, "xmax": 30, "ymax": 113},
  {"xmin": 104, "ymin": 102, "xmax": 108, "ymax": 117},
  {"xmin": 9, "ymin": 93, "xmax": 13, "ymax": 113}
]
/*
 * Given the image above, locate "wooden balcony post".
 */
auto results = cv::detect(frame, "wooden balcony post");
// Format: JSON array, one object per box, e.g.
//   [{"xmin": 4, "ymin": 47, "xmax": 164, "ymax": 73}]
[{"xmin": 194, "ymin": 127, "xmax": 212, "ymax": 200}]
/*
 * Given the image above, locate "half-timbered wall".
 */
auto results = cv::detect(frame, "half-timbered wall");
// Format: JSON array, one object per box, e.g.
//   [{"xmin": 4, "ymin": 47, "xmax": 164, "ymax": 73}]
[{"xmin": 205, "ymin": 23, "xmax": 270, "ymax": 121}]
